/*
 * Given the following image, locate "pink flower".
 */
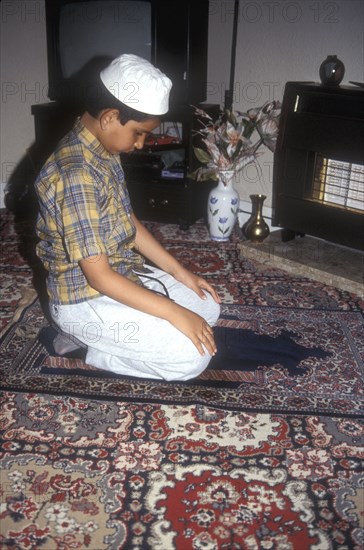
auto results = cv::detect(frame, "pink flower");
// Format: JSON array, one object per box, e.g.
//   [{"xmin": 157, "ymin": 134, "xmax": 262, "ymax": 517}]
[{"xmin": 190, "ymin": 101, "xmax": 281, "ymax": 182}]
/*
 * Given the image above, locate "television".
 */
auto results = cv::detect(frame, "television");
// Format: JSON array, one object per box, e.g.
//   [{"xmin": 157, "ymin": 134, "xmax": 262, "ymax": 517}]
[{"xmin": 45, "ymin": 0, "xmax": 209, "ymax": 108}]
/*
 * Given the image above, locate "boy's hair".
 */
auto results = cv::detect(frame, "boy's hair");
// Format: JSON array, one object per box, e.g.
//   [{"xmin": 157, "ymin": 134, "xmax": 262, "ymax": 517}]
[{"xmin": 84, "ymin": 75, "xmax": 160, "ymax": 125}]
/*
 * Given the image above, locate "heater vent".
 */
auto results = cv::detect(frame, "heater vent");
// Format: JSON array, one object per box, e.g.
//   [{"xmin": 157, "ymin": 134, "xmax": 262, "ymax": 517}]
[
  {"xmin": 273, "ymin": 82, "xmax": 364, "ymax": 250},
  {"xmin": 312, "ymin": 156, "xmax": 364, "ymax": 212}
]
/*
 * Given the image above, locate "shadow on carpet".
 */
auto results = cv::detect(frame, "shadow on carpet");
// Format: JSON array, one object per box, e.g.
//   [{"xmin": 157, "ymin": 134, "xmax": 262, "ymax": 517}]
[{"xmin": 1, "ymin": 298, "xmax": 363, "ymax": 417}]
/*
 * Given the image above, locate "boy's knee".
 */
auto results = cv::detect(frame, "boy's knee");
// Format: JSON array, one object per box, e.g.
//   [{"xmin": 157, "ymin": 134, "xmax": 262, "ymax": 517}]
[
  {"xmin": 163, "ymin": 348, "xmax": 212, "ymax": 382},
  {"xmin": 210, "ymin": 300, "xmax": 221, "ymax": 325},
  {"xmin": 202, "ymin": 294, "xmax": 221, "ymax": 326}
]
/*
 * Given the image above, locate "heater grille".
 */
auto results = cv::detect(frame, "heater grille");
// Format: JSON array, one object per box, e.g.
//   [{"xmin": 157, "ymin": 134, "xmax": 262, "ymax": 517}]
[{"xmin": 312, "ymin": 156, "xmax": 364, "ymax": 212}]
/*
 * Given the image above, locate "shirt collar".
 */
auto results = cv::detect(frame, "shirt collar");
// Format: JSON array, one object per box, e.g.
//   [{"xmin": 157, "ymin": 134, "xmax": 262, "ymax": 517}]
[{"xmin": 74, "ymin": 118, "xmax": 117, "ymax": 161}]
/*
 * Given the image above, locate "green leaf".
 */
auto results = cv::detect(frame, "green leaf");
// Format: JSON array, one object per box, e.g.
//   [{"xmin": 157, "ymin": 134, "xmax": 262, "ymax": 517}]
[
  {"xmin": 188, "ymin": 167, "xmax": 218, "ymax": 182},
  {"xmin": 243, "ymin": 120, "xmax": 256, "ymax": 139},
  {"xmin": 187, "ymin": 168, "xmax": 200, "ymax": 179},
  {"xmin": 225, "ymin": 109, "xmax": 237, "ymax": 127},
  {"xmin": 231, "ymin": 139, "xmax": 243, "ymax": 161},
  {"xmin": 193, "ymin": 147, "xmax": 211, "ymax": 164}
]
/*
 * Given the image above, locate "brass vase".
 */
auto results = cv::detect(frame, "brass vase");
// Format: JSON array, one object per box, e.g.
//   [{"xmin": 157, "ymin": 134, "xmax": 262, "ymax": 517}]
[{"xmin": 242, "ymin": 194, "xmax": 270, "ymax": 243}]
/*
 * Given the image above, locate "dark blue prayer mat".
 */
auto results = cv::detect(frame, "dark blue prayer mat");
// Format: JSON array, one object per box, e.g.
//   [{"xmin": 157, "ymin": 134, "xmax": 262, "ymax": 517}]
[{"xmin": 1, "ymin": 299, "xmax": 363, "ymax": 417}]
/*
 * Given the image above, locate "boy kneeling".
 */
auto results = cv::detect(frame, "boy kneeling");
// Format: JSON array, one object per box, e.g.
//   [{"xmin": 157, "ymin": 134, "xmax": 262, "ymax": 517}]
[{"xmin": 35, "ymin": 54, "xmax": 220, "ymax": 381}]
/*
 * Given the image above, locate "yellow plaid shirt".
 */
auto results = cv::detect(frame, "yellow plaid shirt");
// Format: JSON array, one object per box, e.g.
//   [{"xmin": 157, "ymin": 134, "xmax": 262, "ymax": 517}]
[{"xmin": 35, "ymin": 118, "xmax": 145, "ymax": 305}]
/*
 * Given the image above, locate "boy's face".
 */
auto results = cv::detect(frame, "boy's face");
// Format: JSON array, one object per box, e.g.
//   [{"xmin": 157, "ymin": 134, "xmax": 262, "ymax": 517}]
[{"xmin": 99, "ymin": 111, "xmax": 160, "ymax": 154}]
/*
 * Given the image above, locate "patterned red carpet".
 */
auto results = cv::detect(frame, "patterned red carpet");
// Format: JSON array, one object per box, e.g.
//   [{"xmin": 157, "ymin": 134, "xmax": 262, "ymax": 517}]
[{"xmin": 1, "ymin": 210, "xmax": 363, "ymax": 549}]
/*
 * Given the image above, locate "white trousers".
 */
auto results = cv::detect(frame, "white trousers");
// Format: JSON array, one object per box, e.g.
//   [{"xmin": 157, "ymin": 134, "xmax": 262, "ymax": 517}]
[{"xmin": 50, "ymin": 267, "xmax": 221, "ymax": 381}]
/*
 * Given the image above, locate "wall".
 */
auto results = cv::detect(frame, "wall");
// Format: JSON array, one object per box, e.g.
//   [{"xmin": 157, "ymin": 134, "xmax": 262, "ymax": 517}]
[
  {"xmin": 1, "ymin": 1, "xmax": 48, "ymax": 209},
  {"xmin": 1, "ymin": 0, "xmax": 363, "ymax": 217}
]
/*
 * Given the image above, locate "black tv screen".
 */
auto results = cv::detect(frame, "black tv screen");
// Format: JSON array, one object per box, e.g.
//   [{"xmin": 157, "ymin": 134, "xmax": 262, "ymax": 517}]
[
  {"xmin": 45, "ymin": 0, "xmax": 209, "ymax": 107},
  {"xmin": 59, "ymin": 1, "xmax": 152, "ymax": 79}
]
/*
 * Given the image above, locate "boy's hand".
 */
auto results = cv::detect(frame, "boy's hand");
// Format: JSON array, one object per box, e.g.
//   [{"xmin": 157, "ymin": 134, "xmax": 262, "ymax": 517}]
[
  {"xmin": 173, "ymin": 267, "xmax": 221, "ymax": 304},
  {"xmin": 169, "ymin": 306, "xmax": 217, "ymax": 357}
]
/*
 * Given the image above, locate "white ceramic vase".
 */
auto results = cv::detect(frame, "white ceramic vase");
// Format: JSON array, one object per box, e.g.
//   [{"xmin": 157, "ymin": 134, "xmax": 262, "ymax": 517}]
[{"xmin": 207, "ymin": 170, "xmax": 239, "ymax": 241}]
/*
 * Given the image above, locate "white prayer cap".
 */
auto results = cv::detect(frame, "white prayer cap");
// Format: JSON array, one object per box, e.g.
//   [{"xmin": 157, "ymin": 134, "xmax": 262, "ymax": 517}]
[{"xmin": 100, "ymin": 54, "xmax": 172, "ymax": 115}]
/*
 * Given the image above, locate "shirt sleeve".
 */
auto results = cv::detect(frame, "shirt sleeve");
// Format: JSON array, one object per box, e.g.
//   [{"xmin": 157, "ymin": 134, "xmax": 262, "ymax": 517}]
[{"xmin": 55, "ymin": 167, "xmax": 107, "ymax": 263}]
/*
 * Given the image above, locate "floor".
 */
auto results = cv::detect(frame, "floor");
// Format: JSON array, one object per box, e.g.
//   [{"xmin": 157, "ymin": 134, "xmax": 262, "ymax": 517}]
[{"xmin": 237, "ymin": 230, "xmax": 364, "ymax": 297}]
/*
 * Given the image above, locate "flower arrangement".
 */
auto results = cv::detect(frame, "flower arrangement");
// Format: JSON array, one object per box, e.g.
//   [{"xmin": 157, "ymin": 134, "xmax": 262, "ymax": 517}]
[{"xmin": 189, "ymin": 100, "xmax": 281, "ymax": 183}]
